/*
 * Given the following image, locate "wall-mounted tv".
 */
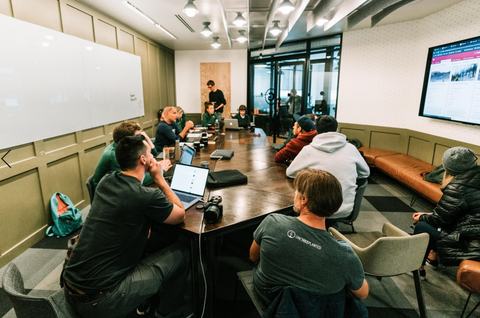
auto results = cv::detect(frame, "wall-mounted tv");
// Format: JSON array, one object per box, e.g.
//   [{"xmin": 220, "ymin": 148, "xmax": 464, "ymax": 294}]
[{"xmin": 419, "ymin": 35, "xmax": 480, "ymax": 126}]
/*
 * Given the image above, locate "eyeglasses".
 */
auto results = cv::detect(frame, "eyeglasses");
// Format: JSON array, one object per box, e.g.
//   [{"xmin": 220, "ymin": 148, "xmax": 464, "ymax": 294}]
[{"xmin": 207, "ymin": 85, "xmax": 213, "ymax": 89}]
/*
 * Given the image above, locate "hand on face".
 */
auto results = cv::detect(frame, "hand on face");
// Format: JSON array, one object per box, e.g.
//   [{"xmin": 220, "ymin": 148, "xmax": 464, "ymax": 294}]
[{"xmin": 148, "ymin": 159, "xmax": 164, "ymax": 180}]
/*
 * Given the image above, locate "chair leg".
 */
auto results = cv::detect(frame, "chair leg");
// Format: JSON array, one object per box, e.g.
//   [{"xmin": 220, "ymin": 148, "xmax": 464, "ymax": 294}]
[
  {"xmin": 462, "ymin": 292, "xmax": 480, "ymax": 318},
  {"xmin": 412, "ymin": 270, "xmax": 427, "ymax": 318},
  {"xmin": 233, "ymin": 278, "xmax": 239, "ymax": 318},
  {"xmin": 410, "ymin": 195, "xmax": 417, "ymax": 206},
  {"xmin": 350, "ymin": 223, "xmax": 355, "ymax": 234}
]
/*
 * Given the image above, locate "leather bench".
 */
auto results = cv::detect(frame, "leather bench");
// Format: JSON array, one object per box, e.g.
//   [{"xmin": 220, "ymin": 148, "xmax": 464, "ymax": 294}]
[
  {"xmin": 358, "ymin": 147, "xmax": 399, "ymax": 167},
  {"xmin": 457, "ymin": 260, "xmax": 480, "ymax": 317}
]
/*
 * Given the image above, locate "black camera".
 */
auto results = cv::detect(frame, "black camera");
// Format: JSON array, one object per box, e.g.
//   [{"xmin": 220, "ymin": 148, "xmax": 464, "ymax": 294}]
[{"xmin": 204, "ymin": 195, "xmax": 223, "ymax": 224}]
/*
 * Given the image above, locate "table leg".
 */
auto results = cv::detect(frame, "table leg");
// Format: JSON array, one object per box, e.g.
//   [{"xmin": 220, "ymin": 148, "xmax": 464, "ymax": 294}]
[{"xmin": 190, "ymin": 236, "xmax": 201, "ymax": 318}]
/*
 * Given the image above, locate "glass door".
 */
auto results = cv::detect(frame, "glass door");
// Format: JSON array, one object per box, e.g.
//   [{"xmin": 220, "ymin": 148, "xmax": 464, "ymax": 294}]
[
  {"xmin": 277, "ymin": 60, "xmax": 304, "ymax": 138},
  {"xmin": 252, "ymin": 62, "xmax": 274, "ymax": 135}
]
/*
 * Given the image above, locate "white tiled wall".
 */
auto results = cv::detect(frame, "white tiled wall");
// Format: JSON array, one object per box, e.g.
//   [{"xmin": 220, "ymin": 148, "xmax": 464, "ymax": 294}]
[
  {"xmin": 338, "ymin": 0, "xmax": 480, "ymax": 145},
  {"xmin": 174, "ymin": 50, "xmax": 247, "ymax": 113}
]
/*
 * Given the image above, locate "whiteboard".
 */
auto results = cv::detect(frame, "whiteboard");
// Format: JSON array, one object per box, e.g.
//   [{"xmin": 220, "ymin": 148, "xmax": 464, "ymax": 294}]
[{"xmin": 0, "ymin": 14, "xmax": 144, "ymax": 150}]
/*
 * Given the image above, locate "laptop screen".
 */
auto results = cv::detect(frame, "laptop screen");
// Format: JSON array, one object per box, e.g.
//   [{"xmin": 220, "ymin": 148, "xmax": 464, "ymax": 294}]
[
  {"xmin": 170, "ymin": 164, "xmax": 209, "ymax": 197},
  {"xmin": 180, "ymin": 145, "xmax": 195, "ymax": 165}
]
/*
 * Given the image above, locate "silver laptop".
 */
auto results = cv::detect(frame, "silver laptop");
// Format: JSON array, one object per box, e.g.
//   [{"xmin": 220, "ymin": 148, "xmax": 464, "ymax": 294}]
[
  {"xmin": 225, "ymin": 118, "xmax": 243, "ymax": 130},
  {"xmin": 179, "ymin": 144, "xmax": 195, "ymax": 165},
  {"xmin": 170, "ymin": 163, "xmax": 209, "ymax": 209}
]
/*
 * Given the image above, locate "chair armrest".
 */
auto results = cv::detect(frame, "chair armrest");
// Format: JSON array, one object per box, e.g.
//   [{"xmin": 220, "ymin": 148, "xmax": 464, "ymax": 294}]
[
  {"xmin": 382, "ymin": 222, "xmax": 409, "ymax": 237},
  {"xmin": 329, "ymin": 228, "xmax": 363, "ymax": 251}
]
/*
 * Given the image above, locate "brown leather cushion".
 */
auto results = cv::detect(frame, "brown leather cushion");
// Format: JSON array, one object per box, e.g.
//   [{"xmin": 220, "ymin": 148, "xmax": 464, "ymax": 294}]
[
  {"xmin": 458, "ymin": 260, "xmax": 480, "ymax": 294},
  {"xmin": 358, "ymin": 147, "xmax": 399, "ymax": 166},
  {"xmin": 375, "ymin": 154, "xmax": 442, "ymax": 202}
]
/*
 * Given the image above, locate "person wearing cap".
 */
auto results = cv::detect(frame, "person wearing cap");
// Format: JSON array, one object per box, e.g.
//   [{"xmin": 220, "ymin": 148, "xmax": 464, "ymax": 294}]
[
  {"xmin": 412, "ymin": 146, "xmax": 480, "ymax": 279},
  {"xmin": 275, "ymin": 114, "xmax": 317, "ymax": 163},
  {"xmin": 233, "ymin": 105, "xmax": 251, "ymax": 128},
  {"xmin": 286, "ymin": 115, "xmax": 370, "ymax": 220}
]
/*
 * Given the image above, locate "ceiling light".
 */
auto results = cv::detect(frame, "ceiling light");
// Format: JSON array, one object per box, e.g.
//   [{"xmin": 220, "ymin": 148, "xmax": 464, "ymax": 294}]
[
  {"xmin": 269, "ymin": 21, "xmax": 282, "ymax": 36},
  {"xmin": 233, "ymin": 12, "xmax": 246, "ymax": 27},
  {"xmin": 211, "ymin": 37, "xmax": 221, "ymax": 49},
  {"xmin": 277, "ymin": 0, "xmax": 295, "ymax": 14},
  {"xmin": 155, "ymin": 24, "xmax": 178, "ymax": 39},
  {"xmin": 316, "ymin": 18, "xmax": 328, "ymax": 26},
  {"xmin": 183, "ymin": 0, "xmax": 199, "ymax": 18},
  {"xmin": 123, "ymin": 1, "xmax": 155, "ymax": 24},
  {"xmin": 201, "ymin": 22, "xmax": 213, "ymax": 37},
  {"xmin": 237, "ymin": 30, "xmax": 247, "ymax": 43}
]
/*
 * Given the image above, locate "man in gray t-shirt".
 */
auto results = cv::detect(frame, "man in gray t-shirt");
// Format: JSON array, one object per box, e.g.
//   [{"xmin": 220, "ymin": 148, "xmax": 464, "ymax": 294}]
[{"xmin": 250, "ymin": 169, "xmax": 368, "ymax": 304}]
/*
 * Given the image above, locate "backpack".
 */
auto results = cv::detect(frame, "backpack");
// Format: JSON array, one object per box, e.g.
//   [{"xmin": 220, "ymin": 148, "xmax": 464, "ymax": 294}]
[{"xmin": 46, "ymin": 193, "xmax": 83, "ymax": 238}]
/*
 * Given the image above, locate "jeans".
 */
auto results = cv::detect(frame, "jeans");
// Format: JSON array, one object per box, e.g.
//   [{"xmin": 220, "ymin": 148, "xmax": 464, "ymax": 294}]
[
  {"xmin": 414, "ymin": 221, "xmax": 441, "ymax": 266},
  {"xmin": 65, "ymin": 243, "xmax": 190, "ymax": 318}
]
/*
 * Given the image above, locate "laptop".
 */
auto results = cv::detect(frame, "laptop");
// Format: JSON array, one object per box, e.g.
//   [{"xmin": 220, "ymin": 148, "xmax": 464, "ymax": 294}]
[
  {"xmin": 170, "ymin": 163, "xmax": 209, "ymax": 210},
  {"xmin": 179, "ymin": 144, "xmax": 195, "ymax": 165},
  {"xmin": 225, "ymin": 118, "xmax": 243, "ymax": 130}
]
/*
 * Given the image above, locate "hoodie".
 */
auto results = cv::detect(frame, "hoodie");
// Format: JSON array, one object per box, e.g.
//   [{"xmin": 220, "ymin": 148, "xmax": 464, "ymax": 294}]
[
  {"xmin": 286, "ymin": 132, "xmax": 370, "ymax": 219},
  {"xmin": 275, "ymin": 130, "xmax": 318, "ymax": 163}
]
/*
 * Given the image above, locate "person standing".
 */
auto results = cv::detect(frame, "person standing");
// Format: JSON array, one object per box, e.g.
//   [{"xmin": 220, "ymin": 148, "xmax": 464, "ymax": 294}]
[{"xmin": 207, "ymin": 80, "xmax": 226, "ymax": 119}]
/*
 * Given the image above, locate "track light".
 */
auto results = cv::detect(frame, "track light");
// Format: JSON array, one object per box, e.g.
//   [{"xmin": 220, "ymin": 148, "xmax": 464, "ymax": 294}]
[
  {"xmin": 269, "ymin": 21, "xmax": 282, "ymax": 36},
  {"xmin": 183, "ymin": 0, "xmax": 199, "ymax": 18},
  {"xmin": 201, "ymin": 22, "xmax": 213, "ymax": 37},
  {"xmin": 155, "ymin": 24, "xmax": 178, "ymax": 39},
  {"xmin": 123, "ymin": 1, "xmax": 154, "ymax": 24},
  {"xmin": 237, "ymin": 30, "xmax": 247, "ymax": 43},
  {"xmin": 233, "ymin": 12, "xmax": 247, "ymax": 27},
  {"xmin": 211, "ymin": 37, "xmax": 221, "ymax": 49},
  {"xmin": 278, "ymin": 0, "xmax": 295, "ymax": 14}
]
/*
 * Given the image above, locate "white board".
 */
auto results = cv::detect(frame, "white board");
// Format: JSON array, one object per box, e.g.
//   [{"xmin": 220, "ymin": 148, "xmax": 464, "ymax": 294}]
[{"xmin": 0, "ymin": 14, "xmax": 144, "ymax": 150}]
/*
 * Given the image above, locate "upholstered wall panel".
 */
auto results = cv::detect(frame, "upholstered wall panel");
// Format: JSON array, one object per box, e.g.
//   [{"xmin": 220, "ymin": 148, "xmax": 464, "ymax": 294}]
[
  {"xmin": 433, "ymin": 144, "xmax": 450, "ymax": 166},
  {"xmin": 118, "ymin": 29, "xmax": 134, "ymax": 54},
  {"xmin": 46, "ymin": 154, "xmax": 83, "ymax": 206},
  {"xmin": 370, "ymin": 131, "xmax": 401, "ymax": 152},
  {"xmin": 96, "ymin": 19, "xmax": 117, "ymax": 49},
  {"xmin": 0, "ymin": 169, "xmax": 45, "ymax": 257},
  {"xmin": 44, "ymin": 133, "xmax": 77, "ymax": 154},
  {"xmin": 12, "ymin": 0, "xmax": 61, "ymax": 31},
  {"xmin": 408, "ymin": 136, "xmax": 431, "ymax": 164},
  {"xmin": 61, "ymin": 4, "xmax": 94, "ymax": 42}
]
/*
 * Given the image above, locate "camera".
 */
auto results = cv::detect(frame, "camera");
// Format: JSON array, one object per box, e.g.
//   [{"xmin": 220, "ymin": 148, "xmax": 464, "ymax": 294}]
[{"xmin": 204, "ymin": 195, "xmax": 223, "ymax": 224}]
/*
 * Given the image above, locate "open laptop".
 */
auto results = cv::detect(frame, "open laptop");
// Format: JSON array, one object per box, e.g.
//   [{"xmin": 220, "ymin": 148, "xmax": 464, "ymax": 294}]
[
  {"xmin": 170, "ymin": 163, "xmax": 209, "ymax": 209},
  {"xmin": 179, "ymin": 144, "xmax": 195, "ymax": 165},
  {"xmin": 225, "ymin": 118, "xmax": 243, "ymax": 130}
]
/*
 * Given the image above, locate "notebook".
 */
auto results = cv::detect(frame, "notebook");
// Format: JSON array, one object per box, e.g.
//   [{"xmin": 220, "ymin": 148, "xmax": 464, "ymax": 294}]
[
  {"xmin": 225, "ymin": 118, "xmax": 243, "ymax": 130},
  {"xmin": 179, "ymin": 144, "xmax": 195, "ymax": 165},
  {"xmin": 210, "ymin": 149, "xmax": 234, "ymax": 159},
  {"xmin": 170, "ymin": 163, "xmax": 209, "ymax": 209}
]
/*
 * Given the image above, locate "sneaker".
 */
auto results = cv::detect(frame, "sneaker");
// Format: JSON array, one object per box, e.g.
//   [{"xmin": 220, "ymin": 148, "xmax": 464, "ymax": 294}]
[
  {"xmin": 419, "ymin": 269, "xmax": 426, "ymax": 281},
  {"xmin": 426, "ymin": 258, "xmax": 439, "ymax": 268},
  {"xmin": 136, "ymin": 302, "xmax": 150, "ymax": 316}
]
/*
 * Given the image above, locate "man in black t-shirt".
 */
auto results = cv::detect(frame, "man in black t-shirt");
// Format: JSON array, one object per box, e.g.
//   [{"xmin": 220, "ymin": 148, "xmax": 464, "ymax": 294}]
[
  {"xmin": 207, "ymin": 80, "xmax": 226, "ymax": 118},
  {"xmin": 63, "ymin": 134, "xmax": 190, "ymax": 318}
]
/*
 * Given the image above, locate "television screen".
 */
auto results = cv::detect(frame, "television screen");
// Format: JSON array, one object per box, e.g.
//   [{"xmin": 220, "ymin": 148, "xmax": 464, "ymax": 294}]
[{"xmin": 419, "ymin": 36, "xmax": 480, "ymax": 126}]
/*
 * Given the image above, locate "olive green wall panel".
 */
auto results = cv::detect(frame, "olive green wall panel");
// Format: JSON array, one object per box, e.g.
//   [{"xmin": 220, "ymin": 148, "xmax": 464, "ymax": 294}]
[
  {"xmin": 158, "ymin": 49, "xmax": 168, "ymax": 111},
  {"xmin": 339, "ymin": 128, "xmax": 366, "ymax": 143},
  {"xmin": 44, "ymin": 133, "xmax": 77, "ymax": 154},
  {"xmin": 118, "ymin": 29, "xmax": 135, "ymax": 54},
  {"xmin": 408, "ymin": 136, "xmax": 432, "ymax": 164},
  {"xmin": 148, "ymin": 43, "xmax": 160, "ymax": 125},
  {"xmin": 84, "ymin": 144, "xmax": 106, "ymax": 178},
  {"xmin": 0, "ymin": 143, "xmax": 35, "ymax": 169},
  {"xmin": 0, "ymin": 0, "xmax": 12, "ymax": 16},
  {"xmin": 0, "ymin": 169, "xmax": 45, "ymax": 258},
  {"xmin": 370, "ymin": 131, "xmax": 402, "ymax": 152},
  {"xmin": 12, "ymin": 0, "xmax": 61, "ymax": 32},
  {"xmin": 61, "ymin": 4, "xmax": 94, "ymax": 42},
  {"xmin": 96, "ymin": 19, "xmax": 117, "ymax": 49},
  {"xmin": 166, "ymin": 52, "xmax": 176, "ymax": 105},
  {"xmin": 46, "ymin": 154, "xmax": 83, "ymax": 206},
  {"xmin": 82, "ymin": 126, "xmax": 105, "ymax": 143},
  {"xmin": 433, "ymin": 144, "xmax": 450, "ymax": 166}
]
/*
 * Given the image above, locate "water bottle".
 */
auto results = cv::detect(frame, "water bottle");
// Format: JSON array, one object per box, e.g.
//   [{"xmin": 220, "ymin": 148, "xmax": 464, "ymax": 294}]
[
  {"xmin": 214, "ymin": 119, "xmax": 219, "ymax": 133},
  {"xmin": 174, "ymin": 139, "xmax": 180, "ymax": 161}
]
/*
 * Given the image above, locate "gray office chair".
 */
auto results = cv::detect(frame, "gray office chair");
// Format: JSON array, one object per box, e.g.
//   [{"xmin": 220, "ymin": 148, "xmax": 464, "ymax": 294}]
[
  {"xmin": 234, "ymin": 270, "xmax": 267, "ymax": 317},
  {"xmin": 330, "ymin": 178, "xmax": 368, "ymax": 233},
  {"xmin": 86, "ymin": 175, "xmax": 95, "ymax": 204},
  {"xmin": 2, "ymin": 262, "xmax": 78, "ymax": 318}
]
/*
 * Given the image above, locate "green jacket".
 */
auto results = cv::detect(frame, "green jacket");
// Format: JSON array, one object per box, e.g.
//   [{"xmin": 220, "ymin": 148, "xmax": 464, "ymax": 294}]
[
  {"xmin": 176, "ymin": 113, "xmax": 188, "ymax": 130},
  {"xmin": 202, "ymin": 112, "xmax": 219, "ymax": 127}
]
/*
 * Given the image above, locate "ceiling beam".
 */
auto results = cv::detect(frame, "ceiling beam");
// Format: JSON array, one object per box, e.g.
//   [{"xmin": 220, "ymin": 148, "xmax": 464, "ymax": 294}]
[
  {"xmin": 275, "ymin": 0, "xmax": 311, "ymax": 49},
  {"xmin": 247, "ymin": 0, "xmax": 250, "ymax": 49},
  {"xmin": 371, "ymin": 0, "xmax": 415, "ymax": 27},
  {"xmin": 324, "ymin": 0, "xmax": 368, "ymax": 31},
  {"xmin": 262, "ymin": 0, "xmax": 281, "ymax": 50},
  {"xmin": 306, "ymin": 0, "xmax": 340, "ymax": 32},
  {"xmin": 217, "ymin": 0, "xmax": 233, "ymax": 49},
  {"xmin": 348, "ymin": 0, "xmax": 405, "ymax": 30}
]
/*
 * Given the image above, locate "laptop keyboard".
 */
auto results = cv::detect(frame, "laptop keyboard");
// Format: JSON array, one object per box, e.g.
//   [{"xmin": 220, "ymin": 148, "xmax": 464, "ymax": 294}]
[{"xmin": 176, "ymin": 192, "xmax": 196, "ymax": 203}]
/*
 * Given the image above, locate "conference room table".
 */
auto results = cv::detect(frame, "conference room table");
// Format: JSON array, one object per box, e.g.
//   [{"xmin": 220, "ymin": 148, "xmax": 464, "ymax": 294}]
[{"xmin": 176, "ymin": 128, "xmax": 295, "ymax": 318}]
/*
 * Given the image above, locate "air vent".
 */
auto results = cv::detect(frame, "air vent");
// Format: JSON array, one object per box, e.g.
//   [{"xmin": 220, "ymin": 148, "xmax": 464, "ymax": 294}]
[{"xmin": 175, "ymin": 15, "xmax": 195, "ymax": 33}]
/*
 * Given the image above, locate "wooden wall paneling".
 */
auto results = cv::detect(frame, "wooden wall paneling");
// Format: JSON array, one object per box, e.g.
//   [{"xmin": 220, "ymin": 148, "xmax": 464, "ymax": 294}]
[
  {"xmin": 135, "ymin": 37, "xmax": 149, "ymax": 125},
  {"xmin": 0, "ymin": 0, "xmax": 13, "ymax": 16},
  {"xmin": 200, "ymin": 63, "xmax": 231, "ymax": 117},
  {"xmin": 166, "ymin": 52, "xmax": 175, "ymax": 106},
  {"xmin": 82, "ymin": 126, "xmax": 105, "ymax": 143},
  {"xmin": 158, "ymin": 49, "xmax": 168, "ymax": 111},
  {"xmin": 95, "ymin": 19, "xmax": 117, "ymax": 49},
  {"xmin": 0, "ymin": 143, "xmax": 35, "ymax": 170},
  {"xmin": 118, "ymin": 29, "xmax": 134, "ymax": 54},
  {"xmin": 83, "ymin": 144, "xmax": 105, "ymax": 178},
  {"xmin": 147, "ymin": 43, "xmax": 159, "ymax": 127},
  {"xmin": 0, "ymin": 169, "xmax": 46, "ymax": 258},
  {"xmin": 370, "ymin": 131, "xmax": 402, "ymax": 152},
  {"xmin": 433, "ymin": 143, "xmax": 451, "ymax": 166},
  {"xmin": 46, "ymin": 154, "xmax": 83, "ymax": 206},
  {"xmin": 407, "ymin": 136, "xmax": 432, "ymax": 163},
  {"xmin": 43, "ymin": 133, "xmax": 77, "ymax": 154},
  {"xmin": 12, "ymin": 0, "xmax": 62, "ymax": 31},
  {"xmin": 339, "ymin": 128, "xmax": 366, "ymax": 145},
  {"xmin": 61, "ymin": 4, "xmax": 94, "ymax": 42}
]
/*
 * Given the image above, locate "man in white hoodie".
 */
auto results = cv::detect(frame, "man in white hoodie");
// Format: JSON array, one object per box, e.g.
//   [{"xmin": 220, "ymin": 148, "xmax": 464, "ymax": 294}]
[{"xmin": 286, "ymin": 115, "xmax": 370, "ymax": 220}]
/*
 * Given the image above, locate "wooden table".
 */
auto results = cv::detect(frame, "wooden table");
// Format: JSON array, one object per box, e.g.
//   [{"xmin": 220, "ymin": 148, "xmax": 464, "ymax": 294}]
[{"xmin": 179, "ymin": 128, "xmax": 294, "ymax": 318}]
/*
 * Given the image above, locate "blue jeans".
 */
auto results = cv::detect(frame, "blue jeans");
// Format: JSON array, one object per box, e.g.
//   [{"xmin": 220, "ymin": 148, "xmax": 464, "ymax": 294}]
[
  {"xmin": 414, "ymin": 221, "xmax": 441, "ymax": 266},
  {"xmin": 65, "ymin": 243, "xmax": 190, "ymax": 318}
]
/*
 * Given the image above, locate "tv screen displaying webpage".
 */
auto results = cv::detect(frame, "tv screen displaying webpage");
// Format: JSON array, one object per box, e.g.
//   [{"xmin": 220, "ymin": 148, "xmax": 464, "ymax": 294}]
[{"xmin": 419, "ymin": 35, "xmax": 480, "ymax": 126}]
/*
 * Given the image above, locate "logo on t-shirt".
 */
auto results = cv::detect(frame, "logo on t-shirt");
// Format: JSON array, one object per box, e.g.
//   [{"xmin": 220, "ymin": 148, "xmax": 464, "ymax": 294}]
[
  {"xmin": 287, "ymin": 230, "xmax": 296, "ymax": 238},
  {"xmin": 286, "ymin": 230, "xmax": 322, "ymax": 250}
]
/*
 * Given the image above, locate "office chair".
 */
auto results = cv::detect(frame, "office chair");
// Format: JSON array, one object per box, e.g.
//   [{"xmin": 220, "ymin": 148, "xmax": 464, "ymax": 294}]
[
  {"xmin": 329, "ymin": 178, "xmax": 368, "ymax": 233},
  {"xmin": 330, "ymin": 223, "xmax": 429, "ymax": 318},
  {"xmin": 86, "ymin": 175, "xmax": 95, "ymax": 204}
]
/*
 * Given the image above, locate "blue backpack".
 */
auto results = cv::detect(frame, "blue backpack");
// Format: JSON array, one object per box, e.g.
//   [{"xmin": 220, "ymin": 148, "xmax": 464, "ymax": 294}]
[{"xmin": 46, "ymin": 193, "xmax": 83, "ymax": 237}]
